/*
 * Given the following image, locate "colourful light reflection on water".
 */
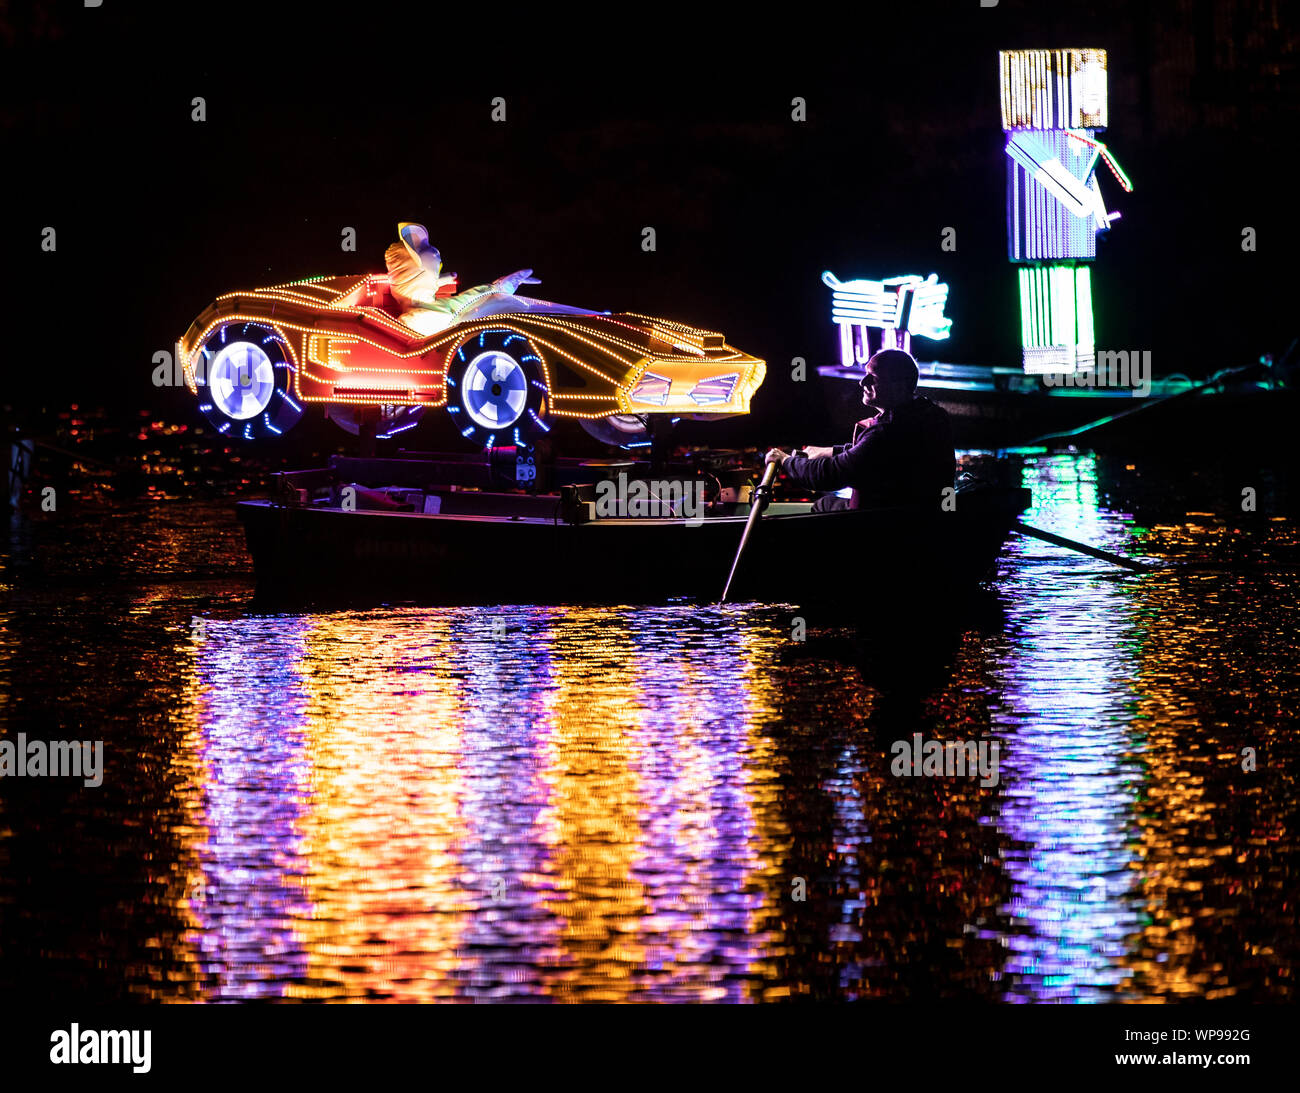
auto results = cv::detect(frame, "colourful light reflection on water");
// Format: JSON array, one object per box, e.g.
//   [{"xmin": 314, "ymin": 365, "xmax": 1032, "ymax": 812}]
[
  {"xmin": 989, "ymin": 453, "xmax": 1146, "ymax": 1001},
  {"xmin": 181, "ymin": 607, "xmax": 788, "ymax": 1001},
  {"xmin": 9, "ymin": 452, "xmax": 1287, "ymax": 1001}
]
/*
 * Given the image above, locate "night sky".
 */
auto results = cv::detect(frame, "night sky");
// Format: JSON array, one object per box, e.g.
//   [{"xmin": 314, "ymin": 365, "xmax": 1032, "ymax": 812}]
[{"xmin": 5, "ymin": 0, "xmax": 1296, "ymax": 445}]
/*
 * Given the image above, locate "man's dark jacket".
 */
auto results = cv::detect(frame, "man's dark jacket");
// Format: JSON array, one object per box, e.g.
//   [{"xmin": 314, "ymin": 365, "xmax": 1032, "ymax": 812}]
[{"xmin": 781, "ymin": 396, "xmax": 955, "ymax": 509}]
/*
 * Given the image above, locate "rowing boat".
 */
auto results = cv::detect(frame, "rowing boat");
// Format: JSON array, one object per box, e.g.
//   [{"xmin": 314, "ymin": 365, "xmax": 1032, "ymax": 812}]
[{"xmin": 236, "ymin": 456, "xmax": 1030, "ymax": 609}]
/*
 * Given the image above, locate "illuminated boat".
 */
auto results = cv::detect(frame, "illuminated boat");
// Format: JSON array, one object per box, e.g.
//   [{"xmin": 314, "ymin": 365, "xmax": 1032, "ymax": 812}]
[{"xmin": 235, "ymin": 457, "xmax": 1031, "ymax": 609}]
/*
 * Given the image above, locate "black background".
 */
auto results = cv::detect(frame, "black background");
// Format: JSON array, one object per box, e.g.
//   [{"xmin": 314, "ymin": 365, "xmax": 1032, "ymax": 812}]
[{"xmin": 3, "ymin": 0, "xmax": 1296, "ymax": 444}]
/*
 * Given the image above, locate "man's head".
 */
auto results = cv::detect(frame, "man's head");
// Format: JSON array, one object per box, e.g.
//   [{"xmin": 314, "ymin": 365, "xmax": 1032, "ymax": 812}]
[{"xmin": 860, "ymin": 349, "xmax": 919, "ymax": 412}]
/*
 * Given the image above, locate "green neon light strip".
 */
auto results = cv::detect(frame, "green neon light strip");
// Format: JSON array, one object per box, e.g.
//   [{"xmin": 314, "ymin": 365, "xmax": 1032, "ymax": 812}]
[
  {"xmin": 1046, "ymin": 267, "xmax": 1058, "ymax": 344},
  {"xmin": 1040, "ymin": 267, "xmax": 1051, "ymax": 345},
  {"xmin": 1018, "ymin": 269, "xmax": 1031, "ymax": 346},
  {"xmin": 1022, "ymin": 269, "xmax": 1033, "ymax": 346},
  {"xmin": 1076, "ymin": 265, "xmax": 1094, "ymax": 346},
  {"xmin": 1031, "ymin": 268, "xmax": 1044, "ymax": 346}
]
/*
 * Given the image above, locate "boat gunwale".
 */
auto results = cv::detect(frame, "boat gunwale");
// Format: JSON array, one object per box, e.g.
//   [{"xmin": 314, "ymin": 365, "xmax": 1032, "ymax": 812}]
[{"xmin": 236, "ymin": 489, "xmax": 1029, "ymax": 529}]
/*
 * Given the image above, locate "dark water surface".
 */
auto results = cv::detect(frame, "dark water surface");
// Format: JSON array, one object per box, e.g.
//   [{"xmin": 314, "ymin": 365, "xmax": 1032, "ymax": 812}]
[{"xmin": 1, "ymin": 453, "xmax": 1297, "ymax": 1002}]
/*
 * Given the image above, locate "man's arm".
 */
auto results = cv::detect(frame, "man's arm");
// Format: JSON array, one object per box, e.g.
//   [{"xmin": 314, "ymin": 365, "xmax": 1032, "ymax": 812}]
[
  {"xmin": 827, "ymin": 416, "xmax": 877, "ymax": 457},
  {"xmin": 781, "ymin": 426, "xmax": 892, "ymax": 492}
]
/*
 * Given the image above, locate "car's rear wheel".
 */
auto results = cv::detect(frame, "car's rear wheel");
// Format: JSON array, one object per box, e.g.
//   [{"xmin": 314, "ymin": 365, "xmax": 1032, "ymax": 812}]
[
  {"xmin": 193, "ymin": 321, "xmax": 303, "ymax": 440},
  {"xmin": 446, "ymin": 328, "xmax": 550, "ymax": 449},
  {"xmin": 326, "ymin": 404, "xmax": 426, "ymax": 440}
]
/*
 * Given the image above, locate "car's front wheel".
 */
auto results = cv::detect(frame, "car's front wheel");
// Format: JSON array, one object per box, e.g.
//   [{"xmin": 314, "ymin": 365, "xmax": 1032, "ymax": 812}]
[{"xmin": 193, "ymin": 321, "xmax": 303, "ymax": 440}]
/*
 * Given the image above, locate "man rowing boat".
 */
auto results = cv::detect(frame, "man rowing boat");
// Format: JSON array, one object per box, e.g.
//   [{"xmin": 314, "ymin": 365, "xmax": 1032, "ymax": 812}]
[{"xmin": 765, "ymin": 349, "xmax": 955, "ymax": 512}]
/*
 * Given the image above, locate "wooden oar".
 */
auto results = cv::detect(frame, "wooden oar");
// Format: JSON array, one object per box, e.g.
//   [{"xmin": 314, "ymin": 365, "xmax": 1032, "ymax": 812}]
[
  {"xmin": 1013, "ymin": 521, "xmax": 1150, "ymax": 571},
  {"xmin": 721, "ymin": 461, "xmax": 779, "ymax": 602}
]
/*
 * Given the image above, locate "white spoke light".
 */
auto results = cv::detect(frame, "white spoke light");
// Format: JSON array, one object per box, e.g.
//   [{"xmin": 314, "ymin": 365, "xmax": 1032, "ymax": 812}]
[
  {"xmin": 210, "ymin": 341, "xmax": 276, "ymax": 420},
  {"xmin": 462, "ymin": 350, "xmax": 529, "ymax": 430}
]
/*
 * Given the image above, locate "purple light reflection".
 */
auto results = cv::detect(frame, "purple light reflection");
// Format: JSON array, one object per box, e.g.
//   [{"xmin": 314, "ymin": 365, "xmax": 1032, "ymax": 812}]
[
  {"xmin": 189, "ymin": 619, "xmax": 314, "ymax": 1000},
  {"xmin": 989, "ymin": 453, "xmax": 1146, "ymax": 1001}
]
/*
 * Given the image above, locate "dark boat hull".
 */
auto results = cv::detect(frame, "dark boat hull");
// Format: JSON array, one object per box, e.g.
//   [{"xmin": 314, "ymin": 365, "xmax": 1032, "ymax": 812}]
[{"xmin": 236, "ymin": 487, "xmax": 1031, "ymax": 611}]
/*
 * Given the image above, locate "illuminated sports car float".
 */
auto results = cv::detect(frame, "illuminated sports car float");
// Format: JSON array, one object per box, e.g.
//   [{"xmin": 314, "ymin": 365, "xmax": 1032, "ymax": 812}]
[{"xmin": 177, "ymin": 270, "xmax": 766, "ymax": 447}]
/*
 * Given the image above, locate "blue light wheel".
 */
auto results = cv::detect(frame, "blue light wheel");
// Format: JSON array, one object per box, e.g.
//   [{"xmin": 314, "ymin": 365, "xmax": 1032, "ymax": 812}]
[
  {"xmin": 446, "ymin": 328, "xmax": 550, "ymax": 450},
  {"xmin": 326, "ymin": 404, "xmax": 426, "ymax": 440},
  {"xmin": 193, "ymin": 322, "xmax": 303, "ymax": 440}
]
